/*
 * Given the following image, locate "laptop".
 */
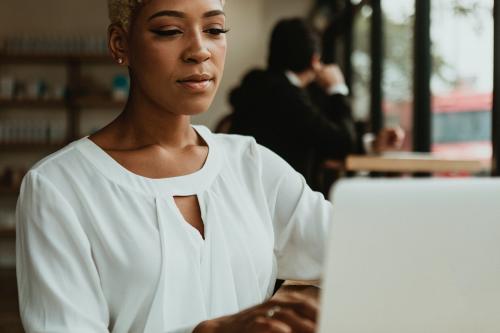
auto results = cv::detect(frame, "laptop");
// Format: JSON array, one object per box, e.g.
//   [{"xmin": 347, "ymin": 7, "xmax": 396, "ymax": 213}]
[{"xmin": 318, "ymin": 178, "xmax": 500, "ymax": 333}]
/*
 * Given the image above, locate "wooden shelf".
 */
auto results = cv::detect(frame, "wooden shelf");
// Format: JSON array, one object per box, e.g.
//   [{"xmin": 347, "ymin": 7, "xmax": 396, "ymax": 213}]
[
  {"xmin": 0, "ymin": 268, "xmax": 23, "ymax": 332},
  {"xmin": 0, "ymin": 228, "xmax": 15, "ymax": 239},
  {"xmin": 0, "ymin": 97, "xmax": 125, "ymax": 110},
  {"xmin": 0, "ymin": 188, "xmax": 19, "ymax": 196},
  {"xmin": 77, "ymin": 96, "xmax": 125, "ymax": 109},
  {"xmin": 0, "ymin": 52, "xmax": 114, "ymax": 64},
  {"xmin": 0, "ymin": 98, "xmax": 66, "ymax": 109},
  {"xmin": 0, "ymin": 142, "xmax": 65, "ymax": 152}
]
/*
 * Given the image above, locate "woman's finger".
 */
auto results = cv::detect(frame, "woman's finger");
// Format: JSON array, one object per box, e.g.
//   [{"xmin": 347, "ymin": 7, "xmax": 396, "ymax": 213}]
[
  {"xmin": 271, "ymin": 293, "xmax": 319, "ymax": 322},
  {"xmin": 270, "ymin": 307, "xmax": 316, "ymax": 333},
  {"xmin": 250, "ymin": 316, "xmax": 292, "ymax": 333}
]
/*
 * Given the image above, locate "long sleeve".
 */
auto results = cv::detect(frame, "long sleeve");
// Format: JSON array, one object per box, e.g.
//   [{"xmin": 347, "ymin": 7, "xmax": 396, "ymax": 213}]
[
  {"xmin": 279, "ymin": 86, "xmax": 357, "ymax": 160},
  {"xmin": 258, "ymin": 144, "xmax": 333, "ymax": 281},
  {"xmin": 306, "ymin": 82, "xmax": 358, "ymax": 158},
  {"xmin": 16, "ymin": 171, "xmax": 110, "ymax": 333}
]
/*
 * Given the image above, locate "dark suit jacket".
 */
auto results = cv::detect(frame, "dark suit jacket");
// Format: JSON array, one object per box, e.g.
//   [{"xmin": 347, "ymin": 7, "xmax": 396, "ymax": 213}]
[{"xmin": 229, "ymin": 69, "xmax": 357, "ymax": 188}]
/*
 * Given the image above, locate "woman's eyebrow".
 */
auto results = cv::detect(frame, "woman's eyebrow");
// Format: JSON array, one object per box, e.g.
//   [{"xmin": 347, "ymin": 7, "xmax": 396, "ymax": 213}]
[
  {"xmin": 148, "ymin": 9, "xmax": 225, "ymax": 21},
  {"xmin": 148, "ymin": 10, "xmax": 185, "ymax": 21},
  {"xmin": 203, "ymin": 10, "xmax": 225, "ymax": 18}
]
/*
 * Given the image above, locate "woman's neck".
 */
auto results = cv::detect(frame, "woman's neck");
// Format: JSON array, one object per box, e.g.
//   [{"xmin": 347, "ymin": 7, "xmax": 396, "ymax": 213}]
[
  {"xmin": 115, "ymin": 107, "xmax": 196, "ymax": 149},
  {"xmin": 91, "ymin": 97, "xmax": 200, "ymax": 151}
]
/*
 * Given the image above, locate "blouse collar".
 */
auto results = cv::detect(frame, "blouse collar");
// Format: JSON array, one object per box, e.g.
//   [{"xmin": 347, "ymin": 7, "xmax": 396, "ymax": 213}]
[{"xmin": 75, "ymin": 125, "xmax": 222, "ymax": 197}]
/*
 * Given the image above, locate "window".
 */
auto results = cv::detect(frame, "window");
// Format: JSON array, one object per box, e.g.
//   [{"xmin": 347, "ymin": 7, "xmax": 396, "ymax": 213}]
[
  {"xmin": 381, "ymin": 0, "xmax": 415, "ymax": 151},
  {"xmin": 430, "ymin": 0, "xmax": 493, "ymax": 161},
  {"xmin": 351, "ymin": 4, "xmax": 372, "ymax": 121}
]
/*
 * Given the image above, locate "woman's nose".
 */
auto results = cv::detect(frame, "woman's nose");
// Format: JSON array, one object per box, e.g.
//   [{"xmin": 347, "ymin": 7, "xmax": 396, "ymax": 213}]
[{"xmin": 182, "ymin": 33, "xmax": 211, "ymax": 64}]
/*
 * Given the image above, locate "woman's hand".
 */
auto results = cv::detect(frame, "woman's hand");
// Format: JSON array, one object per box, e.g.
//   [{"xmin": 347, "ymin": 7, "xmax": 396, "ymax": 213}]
[{"xmin": 193, "ymin": 291, "xmax": 318, "ymax": 333}]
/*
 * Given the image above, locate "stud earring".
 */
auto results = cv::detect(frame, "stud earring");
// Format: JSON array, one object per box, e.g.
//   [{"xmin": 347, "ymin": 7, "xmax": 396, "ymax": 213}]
[{"xmin": 117, "ymin": 58, "xmax": 124, "ymax": 64}]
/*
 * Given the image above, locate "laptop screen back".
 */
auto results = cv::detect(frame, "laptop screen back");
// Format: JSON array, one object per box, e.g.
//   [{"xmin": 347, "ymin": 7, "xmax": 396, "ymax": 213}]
[{"xmin": 318, "ymin": 178, "xmax": 500, "ymax": 333}]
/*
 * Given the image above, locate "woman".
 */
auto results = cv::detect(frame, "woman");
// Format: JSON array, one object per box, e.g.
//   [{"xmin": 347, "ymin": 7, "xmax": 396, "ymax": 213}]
[{"xmin": 16, "ymin": 0, "xmax": 332, "ymax": 332}]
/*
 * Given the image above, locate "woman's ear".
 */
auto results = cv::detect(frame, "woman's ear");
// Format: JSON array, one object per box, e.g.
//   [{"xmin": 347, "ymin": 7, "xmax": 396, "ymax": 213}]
[{"xmin": 108, "ymin": 24, "xmax": 129, "ymax": 66}]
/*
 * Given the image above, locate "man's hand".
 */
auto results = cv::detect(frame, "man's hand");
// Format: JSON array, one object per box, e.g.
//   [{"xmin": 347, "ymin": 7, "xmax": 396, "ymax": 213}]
[
  {"xmin": 373, "ymin": 126, "xmax": 405, "ymax": 153},
  {"xmin": 314, "ymin": 64, "xmax": 345, "ymax": 93}
]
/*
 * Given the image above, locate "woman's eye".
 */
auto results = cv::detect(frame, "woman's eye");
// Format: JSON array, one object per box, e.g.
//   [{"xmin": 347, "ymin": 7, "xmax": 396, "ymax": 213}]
[
  {"xmin": 151, "ymin": 29, "xmax": 183, "ymax": 37},
  {"xmin": 205, "ymin": 28, "xmax": 229, "ymax": 36}
]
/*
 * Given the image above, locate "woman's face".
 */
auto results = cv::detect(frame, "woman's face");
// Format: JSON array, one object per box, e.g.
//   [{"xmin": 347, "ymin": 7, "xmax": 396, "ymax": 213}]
[{"xmin": 125, "ymin": 0, "xmax": 227, "ymax": 116}]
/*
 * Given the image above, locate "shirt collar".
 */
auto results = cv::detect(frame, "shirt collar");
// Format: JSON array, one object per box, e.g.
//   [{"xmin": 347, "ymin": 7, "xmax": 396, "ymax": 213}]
[{"xmin": 285, "ymin": 71, "xmax": 303, "ymax": 88}]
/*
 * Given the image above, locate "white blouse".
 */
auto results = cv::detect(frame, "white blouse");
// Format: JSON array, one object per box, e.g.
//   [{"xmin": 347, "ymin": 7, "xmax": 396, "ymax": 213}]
[{"xmin": 16, "ymin": 125, "xmax": 332, "ymax": 333}]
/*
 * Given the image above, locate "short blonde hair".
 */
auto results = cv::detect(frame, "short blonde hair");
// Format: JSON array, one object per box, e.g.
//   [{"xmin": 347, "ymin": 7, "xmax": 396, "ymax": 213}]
[
  {"xmin": 108, "ymin": 0, "xmax": 226, "ymax": 30},
  {"xmin": 108, "ymin": 0, "xmax": 145, "ymax": 29}
]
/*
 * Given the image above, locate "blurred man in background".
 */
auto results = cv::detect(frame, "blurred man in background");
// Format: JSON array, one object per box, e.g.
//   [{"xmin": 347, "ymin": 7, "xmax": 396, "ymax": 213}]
[{"xmin": 229, "ymin": 17, "xmax": 403, "ymax": 191}]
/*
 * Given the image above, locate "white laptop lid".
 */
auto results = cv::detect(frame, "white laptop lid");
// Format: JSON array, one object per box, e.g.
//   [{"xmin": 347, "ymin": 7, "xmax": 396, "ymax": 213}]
[{"xmin": 318, "ymin": 178, "xmax": 500, "ymax": 333}]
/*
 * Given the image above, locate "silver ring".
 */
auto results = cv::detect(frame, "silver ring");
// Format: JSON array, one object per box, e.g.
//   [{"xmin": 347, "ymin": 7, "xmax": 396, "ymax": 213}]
[{"xmin": 265, "ymin": 305, "xmax": 281, "ymax": 318}]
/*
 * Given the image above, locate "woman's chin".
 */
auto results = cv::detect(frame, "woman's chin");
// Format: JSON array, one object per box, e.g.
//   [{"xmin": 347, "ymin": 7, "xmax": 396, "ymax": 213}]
[{"xmin": 175, "ymin": 98, "xmax": 215, "ymax": 116}]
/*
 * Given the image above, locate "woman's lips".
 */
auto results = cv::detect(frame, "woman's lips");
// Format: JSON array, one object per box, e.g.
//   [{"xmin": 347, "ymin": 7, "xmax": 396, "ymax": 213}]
[
  {"xmin": 177, "ymin": 79, "xmax": 213, "ymax": 92},
  {"xmin": 177, "ymin": 73, "xmax": 214, "ymax": 92}
]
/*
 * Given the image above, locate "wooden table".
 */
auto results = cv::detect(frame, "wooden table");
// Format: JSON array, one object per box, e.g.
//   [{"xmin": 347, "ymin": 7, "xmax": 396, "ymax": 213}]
[{"xmin": 342, "ymin": 152, "xmax": 491, "ymax": 174}]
